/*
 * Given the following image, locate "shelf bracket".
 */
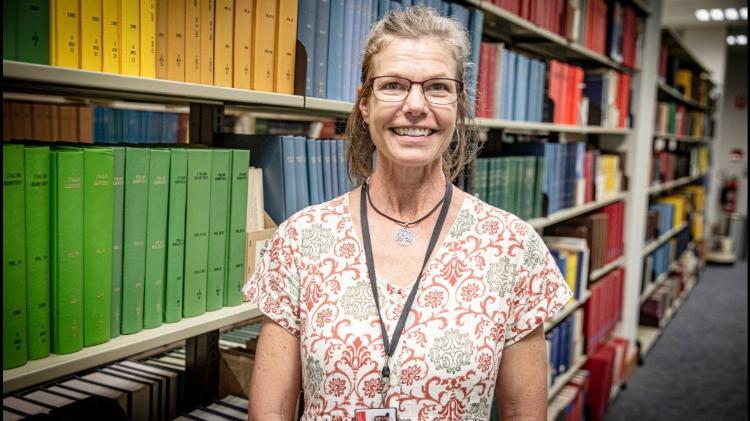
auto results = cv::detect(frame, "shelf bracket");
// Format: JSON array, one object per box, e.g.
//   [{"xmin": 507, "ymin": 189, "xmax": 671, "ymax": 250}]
[{"xmin": 185, "ymin": 329, "xmax": 221, "ymax": 408}]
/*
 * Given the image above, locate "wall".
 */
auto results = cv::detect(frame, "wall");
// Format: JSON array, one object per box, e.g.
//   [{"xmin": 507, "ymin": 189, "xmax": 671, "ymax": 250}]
[{"xmin": 677, "ymin": 27, "xmax": 728, "ymax": 87}]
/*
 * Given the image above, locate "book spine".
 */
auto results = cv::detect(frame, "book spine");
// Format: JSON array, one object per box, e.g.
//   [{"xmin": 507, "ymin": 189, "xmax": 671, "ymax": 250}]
[
  {"xmin": 306, "ymin": 139, "xmax": 321, "ymax": 205},
  {"xmin": 3, "ymin": 0, "xmax": 17, "ymax": 60},
  {"xmin": 252, "ymin": 0, "xmax": 277, "ymax": 92},
  {"xmin": 206, "ymin": 150, "xmax": 231, "ymax": 311},
  {"xmin": 184, "ymin": 0, "xmax": 201, "ymax": 83},
  {"xmin": 225, "ymin": 150, "xmax": 249, "ymax": 306},
  {"xmin": 200, "ymin": 0, "xmax": 215, "ymax": 84},
  {"xmin": 140, "ymin": 0, "xmax": 156, "ymax": 77},
  {"xmin": 121, "ymin": 147, "xmax": 150, "ymax": 334},
  {"xmin": 25, "ymin": 146, "xmax": 51, "ymax": 360},
  {"xmin": 156, "ymin": 0, "xmax": 168, "ymax": 78},
  {"xmin": 298, "ymin": 0, "xmax": 317, "ymax": 96},
  {"xmin": 82, "ymin": 148, "xmax": 114, "ymax": 346},
  {"xmin": 143, "ymin": 149, "xmax": 170, "ymax": 328},
  {"xmin": 313, "ymin": 0, "xmax": 330, "ymax": 98},
  {"xmin": 110, "ymin": 147, "xmax": 125, "ymax": 337},
  {"xmin": 183, "ymin": 149, "xmax": 211, "ymax": 317},
  {"xmin": 325, "ymin": 0, "xmax": 344, "ymax": 100},
  {"xmin": 293, "ymin": 136, "xmax": 310, "ymax": 209},
  {"xmin": 232, "ymin": 0, "xmax": 252, "ymax": 89},
  {"xmin": 164, "ymin": 149, "xmax": 188, "ymax": 322},
  {"xmin": 275, "ymin": 0, "xmax": 299, "ymax": 94},
  {"xmin": 80, "ymin": 0, "xmax": 103, "ymax": 71},
  {"xmin": 167, "ymin": 0, "xmax": 186, "ymax": 81},
  {"xmin": 50, "ymin": 148, "xmax": 84, "ymax": 355},
  {"xmin": 102, "ymin": 0, "xmax": 121, "ymax": 73},
  {"xmin": 3, "ymin": 145, "xmax": 27, "ymax": 368},
  {"xmin": 55, "ymin": 0, "xmax": 81, "ymax": 68},
  {"xmin": 281, "ymin": 136, "xmax": 298, "ymax": 218},
  {"xmin": 213, "ymin": 0, "xmax": 233, "ymax": 86},
  {"xmin": 17, "ymin": 0, "xmax": 51, "ymax": 64},
  {"xmin": 119, "ymin": 0, "xmax": 140, "ymax": 75}
]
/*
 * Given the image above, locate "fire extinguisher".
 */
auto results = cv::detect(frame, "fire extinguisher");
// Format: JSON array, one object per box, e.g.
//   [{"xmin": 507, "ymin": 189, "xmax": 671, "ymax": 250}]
[{"xmin": 721, "ymin": 177, "xmax": 738, "ymax": 213}]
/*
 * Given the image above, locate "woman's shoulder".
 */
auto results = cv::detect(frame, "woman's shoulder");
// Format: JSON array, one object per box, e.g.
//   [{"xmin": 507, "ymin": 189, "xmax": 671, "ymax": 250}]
[
  {"xmin": 461, "ymin": 193, "xmax": 534, "ymax": 231},
  {"xmin": 277, "ymin": 193, "xmax": 352, "ymax": 234}
]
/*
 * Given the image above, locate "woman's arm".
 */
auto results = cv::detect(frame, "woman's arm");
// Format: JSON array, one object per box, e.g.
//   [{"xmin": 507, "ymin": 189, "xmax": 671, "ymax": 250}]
[
  {"xmin": 248, "ymin": 316, "xmax": 302, "ymax": 421},
  {"xmin": 495, "ymin": 325, "xmax": 548, "ymax": 421}
]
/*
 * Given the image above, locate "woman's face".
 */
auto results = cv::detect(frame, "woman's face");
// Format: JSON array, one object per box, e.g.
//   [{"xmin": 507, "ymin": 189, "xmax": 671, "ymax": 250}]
[{"xmin": 359, "ymin": 37, "xmax": 459, "ymax": 172}]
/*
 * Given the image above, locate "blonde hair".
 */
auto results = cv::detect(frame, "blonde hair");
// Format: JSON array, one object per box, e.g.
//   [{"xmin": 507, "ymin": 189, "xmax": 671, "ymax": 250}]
[{"xmin": 345, "ymin": 6, "xmax": 479, "ymax": 184}]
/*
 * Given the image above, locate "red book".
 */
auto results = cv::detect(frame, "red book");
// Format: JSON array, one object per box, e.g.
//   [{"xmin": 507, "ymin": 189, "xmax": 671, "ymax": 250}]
[
  {"xmin": 477, "ymin": 43, "xmax": 496, "ymax": 118},
  {"xmin": 583, "ymin": 345, "xmax": 616, "ymax": 421}
]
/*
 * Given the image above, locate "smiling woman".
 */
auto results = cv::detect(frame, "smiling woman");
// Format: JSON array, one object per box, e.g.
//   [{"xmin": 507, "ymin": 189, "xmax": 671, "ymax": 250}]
[{"xmin": 244, "ymin": 6, "xmax": 571, "ymax": 421}]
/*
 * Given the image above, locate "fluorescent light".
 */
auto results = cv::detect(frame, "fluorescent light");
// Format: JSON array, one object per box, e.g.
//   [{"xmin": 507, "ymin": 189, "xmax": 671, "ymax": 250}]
[
  {"xmin": 695, "ymin": 9, "xmax": 711, "ymax": 21},
  {"xmin": 710, "ymin": 8, "xmax": 725, "ymax": 21},
  {"xmin": 725, "ymin": 8, "xmax": 739, "ymax": 20},
  {"xmin": 727, "ymin": 35, "xmax": 736, "ymax": 45},
  {"xmin": 737, "ymin": 35, "xmax": 748, "ymax": 45},
  {"xmin": 741, "ymin": 7, "xmax": 748, "ymax": 19}
]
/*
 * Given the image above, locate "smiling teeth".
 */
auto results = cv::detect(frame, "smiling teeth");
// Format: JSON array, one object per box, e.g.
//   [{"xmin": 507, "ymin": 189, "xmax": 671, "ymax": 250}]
[{"xmin": 393, "ymin": 127, "xmax": 434, "ymax": 136}]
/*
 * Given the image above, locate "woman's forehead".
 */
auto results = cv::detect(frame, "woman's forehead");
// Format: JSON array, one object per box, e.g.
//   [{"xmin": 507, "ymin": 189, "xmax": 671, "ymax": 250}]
[{"xmin": 371, "ymin": 36, "xmax": 459, "ymax": 77}]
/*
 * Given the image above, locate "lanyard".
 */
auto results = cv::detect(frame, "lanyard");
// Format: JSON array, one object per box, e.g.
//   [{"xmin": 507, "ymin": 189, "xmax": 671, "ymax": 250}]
[{"xmin": 359, "ymin": 180, "xmax": 453, "ymax": 405}]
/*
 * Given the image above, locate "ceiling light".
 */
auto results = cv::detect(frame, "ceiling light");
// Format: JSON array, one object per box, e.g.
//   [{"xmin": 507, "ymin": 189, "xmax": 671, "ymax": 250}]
[
  {"xmin": 741, "ymin": 7, "xmax": 748, "ymax": 19},
  {"xmin": 695, "ymin": 9, "xmax": 711, "ymax": 21},
  {"xmin": 725, "ymin": 8, "xmax": 739, "ymax": 20},
  {"xmin": 727, "ymin": 35, "xmax": 736, "ymax": 45},
  {"xmin": 736, "ymin": 35, "xmax": 747, "ymax": 45},
  {"xmin": 710, "ymin": 8, "xmax": 725, "ymax": 20}
]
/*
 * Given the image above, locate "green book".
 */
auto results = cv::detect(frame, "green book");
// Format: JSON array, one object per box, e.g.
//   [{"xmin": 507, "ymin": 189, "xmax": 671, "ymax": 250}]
[
  {"xmin": 515, "ymin": 157, "xmax": 525, "ymax": 217},
  {"xmin": 491, "ymin": 158, "xmax": 502, "ymax": 208},
  {"xmin": 25, "ymin": 146, "xmax": 51, "ymax": 360},
  {"xmin": 497, "ymin": 158, "xmax": 509, "ymax": 211},
  {"xmin": 50, "ymin": 148, "xmax": 84, "ymax": 355},
  {"xmin": 3, "ymin": 0, "xmax": 17, "ymax": 60},
  {"xmin": 143, "ymin": 149, "xmax": 170, "ymax": 329},
  {"xmin": 17, "ymin": 0, "xmax": 49, "ymax": 64},
  {"xmin": 121, "ymin": 148, "xmax": 150, "ymax": 334},
  {"xmin": 206, "ymin": 150, "xmax": 230, "ymax": 312},
  {"xmin": 183, "ymin": 149, "xmax": 212, "ymax": 317},
  {"xmin": 507, "ymin": 157, "xmax": 519, "ymax": 215},
  {"xmin": 472, "ymin": 158, "xmax": 487, "ymax": 202},
  {"xmin": 82, "ymin": 148, "xmax": 114, "ymax": 346},
  {"xmin": 111, "ymin": 147, "xmax": 125, "ymax": 337},
  {"xmin": 534, "ymin": 157, "xmax": 545, "ymax": 218},
  {"xmin": 522, "ymin": 157, "xmax": 536, "ymax": 220},
  {"xmin": 3, "ymin": 144, "xmax": 27, "ymax": 368},
  {"xmin": 224, "ymin": 150, "xmax": 249, "ymax": 307},
  {"xmin": 164, "ymin": 149, "xmax": 188, "ymax": 323}
]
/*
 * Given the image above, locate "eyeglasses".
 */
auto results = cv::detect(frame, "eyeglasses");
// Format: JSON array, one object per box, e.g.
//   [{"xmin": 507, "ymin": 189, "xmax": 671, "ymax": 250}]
[{"xmin": 367, "ymin": 76, "xmax": 463, "ymax": 105}]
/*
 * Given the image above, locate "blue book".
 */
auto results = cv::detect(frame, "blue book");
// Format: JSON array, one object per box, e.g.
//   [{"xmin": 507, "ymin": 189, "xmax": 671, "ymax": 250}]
[
  {"xmin": 401, "ymin": 0, "xmax": 411, "ymax": 7},
  {"xmin": 314, "ymin": 0, "xmax": 331, "ymax": 99},
  {"xmin": 326, "ymin": 0, "xmax": 345, "ymax": 100},
  {"xmin": 139, "ymin": 111, "xmax": 149, "ymax": 143},
  {"xmin": 306, "ymin": 139, "xmax": 321, "ymax": 205},
  {"xmin": 440, "ymin": 1, "xmax": 450, "ymax": 16},
  {"xmin": 321, "ymin": 140, "xmax": 334, "ymax": 201},
  {"xmin": 378, "ymin": 0, "xmax": 389, "ymax": 19},
  {"xmin": 148, "ymin": 112, "xmax": 162, "ymax": 143},
  {"xmin": 125, "ymin": 110, "xmax": 140, "ymax": 143},
  {"xmin": 467, "ymin": 8, "xmax": 483, "ymax": 116},
  {"xmin": 293, "ymin": 136, "xmax": 310, "ymax": 211},
  {"xmin": 342, "ymin": 0, "xmax": 356, "ymax": 102},
  {"xmin": 513, "ymin": 54, "xmax": 529, "ymax": 121},
  {"xmin": 505, "ymin": 51, "xmax": 516, "ymax": 120},
  {"xmin": 527, "ymin": 59, "xmax": 538, "ymax": 122},
  {"xmin": 162, "ymin": 114, "xmax": 178, "ymax": 144},
  {"xmin": 315, "ymin": 141, "xmax": 325, "ymax": 202},
  {"xmin": 390, "ymin": 1, "xmax": 401, "ymax": 11},
  {"xmin": 350, "ymin": 0, "xmax": 364, "ymax": 102},
  {"xmin": 337, "ymin": 140, "xmax": 347, "ymax": 194},
  {"xmin": 282, "ymin": 136, "xmax": 299, "ymax": 217},
  {"xmin": 538, "ymin": 61, "xmax": 548, "ymax": 122},
  {"xmin": 549, "ymin": 327, "xmax": 560, "ymax": 380},
  {"xmin": 329, "ymin": 140, "xmax": 340, "ymax": 197},
  {"xmin": 298, "ymin": 0, "xmax": 318, "ymax": 97}
]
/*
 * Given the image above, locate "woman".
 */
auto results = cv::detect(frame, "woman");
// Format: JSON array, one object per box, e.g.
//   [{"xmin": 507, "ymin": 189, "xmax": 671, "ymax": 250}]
[{"xmin": 244, "ymin": 6, "xmax": 571, "ymax": 420}]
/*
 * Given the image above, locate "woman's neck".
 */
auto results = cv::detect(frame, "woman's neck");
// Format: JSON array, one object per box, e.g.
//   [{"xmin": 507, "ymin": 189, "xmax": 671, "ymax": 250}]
[{"xmin": 366, "ymin": 159, "xmax": 447, "ymax": 221}]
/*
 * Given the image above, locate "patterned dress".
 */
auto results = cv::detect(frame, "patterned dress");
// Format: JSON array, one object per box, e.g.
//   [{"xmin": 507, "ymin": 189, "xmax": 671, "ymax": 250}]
[{"xmin": 244, "ymin": 192, "xmax": 572, "ymax": 421}]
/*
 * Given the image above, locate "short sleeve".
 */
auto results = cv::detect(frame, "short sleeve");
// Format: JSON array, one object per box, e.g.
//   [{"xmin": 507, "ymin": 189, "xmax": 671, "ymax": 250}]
[
  {"xmin": 242, "ymin": 223, "xmax": 301, "ymax": 337},
  {"xmin": 504, "ymin": 225, "xmax": 572, "ymax": 347}
]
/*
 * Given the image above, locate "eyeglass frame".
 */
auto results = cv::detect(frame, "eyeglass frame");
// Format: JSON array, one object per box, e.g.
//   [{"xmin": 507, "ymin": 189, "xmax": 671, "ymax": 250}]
[{"xmin": 366, "ymin": 75, "xmax": 465, "ymax": 105}]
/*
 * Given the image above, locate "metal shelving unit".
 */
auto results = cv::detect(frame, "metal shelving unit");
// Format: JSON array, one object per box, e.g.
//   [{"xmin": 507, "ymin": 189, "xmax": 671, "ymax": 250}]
[
  {"xmin": 648, "ymin": 174, "xmax": 705, "ymax": 195},
  {"xmin": 529, "ymin": 192, "xmax": 628, "ymax": 230}
]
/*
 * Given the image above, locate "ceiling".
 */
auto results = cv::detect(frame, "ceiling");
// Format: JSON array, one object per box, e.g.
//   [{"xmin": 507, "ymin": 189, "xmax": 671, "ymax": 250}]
[{"xmin": 661, "ymin": 0, "xmax": 748, "ymax": 30}]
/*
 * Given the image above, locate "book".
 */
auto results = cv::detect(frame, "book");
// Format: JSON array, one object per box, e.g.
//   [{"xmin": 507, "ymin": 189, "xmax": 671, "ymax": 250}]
[
  {"xmin": 206, "ymin": 150, "xmax": 231, "ymax": 311},
  {"xmin": 313, "ymin": 0, "xmax": 331, "ymax": 98},
  {"xmin": 24, "ymin": 147, "xmax": 51, "ymax": 360},
  {"xmin": 143, "ymin": 149, "xmax": 170, "ymax": 328},
  {"xmin": 293, "ymin": 136, "xmax": 310, "ymax": 210},
  {"xmin": 50, "ymin": 148, "xmax": 84, "ymax": 355},
  {"xmin": 140, "ymin": 0, "xmax": 156, "ymax": 77},
  {"xmin": 325, "ymin": 0, "xmax": 344, "ymax": 100},
  {"xmin": 82, "ymin": 148, "xmax": 114, "ymax": 346},
  {"xmin": 232, "ymin": 0, "xmax": 253, "ymax": 89},
  {"xmin": 164, "ymin": 149, "xmax": 187, "ymax": 323},
  {"xmin": 80, "ymin": 0, "xmax": 103, "ymax": 71},
  {"xmin": 121, "ymin": 147, "xmax": 151, "ymax": 334},
  {"xmin": 156, "ymin": 0, "xmax": 168, "ymax": 78},
  {"xmin": 102, "ymin": 0, "xmax": 121, "ymax": 73},
  {"xmin": 200, "ymin": 0, "xmax": 215, "ymax": 85},
  {"xmin": 17, "ymin": 0, "xmax": 50, "ymax": 64},
  {"xmin": 80, "ymin": 371, "xmax": 150, "ymax": 420},
  {"xmin": 213, "ymin": 0, "xmax": 233, "ymax": 86},
  {"xmin": 119, "ymin": 0, "xmax": 140, "ymax": 75},
  {"xmin": 225, "ymin": 150, "xmax": 249, "ymax": 306},
  {"xmin": 297, "ymin": 0, "xmax": 317, "ymax": 96},
  {"xmin": 53, "ymin": 0, "xmax": 80, "ymax": 68},
  {"xmin": 167, "ymin": 0, "xmax": 186, "ymax": 81},
  {"xmin": 306, "ymin": 139, "xmax": 322, "ymax": 205},
  {"xmin": 110, "ymin": 147, "xmax": 126, "ymax": 337},
  {"xmin": 183, "ymin": 149, "xmax": 212, "ymax": 317},
  {"xmin": 118, "ymin": 360, "xmax": 179, "ymax": 419},
  {"xmin": 3, "ymin": 145, "xmax": 27, "ymax": 368},
  {"xmin": 252, "ymin": 0, "xmax": 277, "ymax": 92},
  {"xmin": 99, "ymin": 367, "xmax": 161, "ymax": 420},
  {"xmin": 4, "ymin": 0, "xmax": 17, "ymax": 60},
  {"xmin": 275, "ymin": 0, "xmax": 299, "ymax": 94},
  {"xmin": 321, "ymin": 140, "xmax": 333, "ymax": 201},
  {"xmin": 340, "ymin": 0, "xmax": 354, "ymax": 100},
  {"xmin": 184, "ymin": 0, "xmax": 201, "ymax": 83}
]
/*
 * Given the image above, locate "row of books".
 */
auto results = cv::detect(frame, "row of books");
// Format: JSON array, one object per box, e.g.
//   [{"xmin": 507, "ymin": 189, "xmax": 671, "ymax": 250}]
[
  {"xmin": 655, "ymin": 102, "xmax": 712, "ymax": 138},
  {"xmin": 3, "ymin": 145, "xmax": 250, "ymax": 370},
  {"xmin": 583, "ymin": 267, "xmax": 625, "ymax": 356},
  {"xmin": 546, "ymin": 236, "xmax": 590, "ymax": 304},
  {"xmin": 546, "ymin": 309, "xmax": 585, "ymax": 388},
  {"xmin": 643, "ymin": 228, "xmax": 690, "ymax": 289},
  {"xmin": 547, "ymin": 369, "xmax": 591, "ymax": 421},
  {"xmin": 658, "ymin": 53, "xmax": 712, "ymax": 107},
  {"xmin": 583, "ymin": 70, "xmax": 632, "ymax": 128},
  {"xmin": 216, "ymin": 134, "xmax": 354, "ymax": 225},
  {"xmin": 583, "ymin": 336, "xmax": 629, "ymax": 421},
  {"xmin": 471, "ymin": 156, "xmax": 544, "ymax": 220},
  {"xmin": 640, "ymin": 254, "xmax": 695, "ymax": 328},
  {"xmin": 2, "ymin": 101, "xmax": 190, "ymax": 144},
  {"xmin": 649, "ymin": 148, "xmax": 708, "ymax": 186}
]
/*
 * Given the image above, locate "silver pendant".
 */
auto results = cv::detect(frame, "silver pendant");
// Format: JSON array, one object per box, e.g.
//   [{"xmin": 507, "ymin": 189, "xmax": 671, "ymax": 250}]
[{"xmin": 395, "ymin": 226, "xmax": 416, "ymax": 247}]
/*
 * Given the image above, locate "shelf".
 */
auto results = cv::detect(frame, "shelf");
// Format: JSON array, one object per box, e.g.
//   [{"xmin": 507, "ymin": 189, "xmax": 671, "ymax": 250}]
[
  {"xmin": 639, "ymin": 271, "xmax": 669, "ymax": 304},
  {"xmin": 656, "ymin": 81, "xmax": 711, "ymax": 112},
  {"xmin": 2, "ymin": 303, "xmax": 262, "ymax": 394},
  {"xmin": 642, "ymin": 222, "xmax": 688, "ymax": 256},
  {"xmin": 474, "ymin": 118, "xmax": 631, "ymax": 135},
  {"xmin": 548, "ymin": 354, "xmax": 589, "ymax": 400},
  {"xmin": 648, "ymin": 174, "xmax": 704, "ymax": 195},
  {"xmin": 529, "ymin": 192, "xmax": 628, "ymax": 230},
  {"xmin": 637, "ymin": 325, "xmax": 661, "ymax": 357},
  {"xmin": 661, "ymin": 29, "xmax": 712, "ymax": 77},
  {"xmin": 466, "ymin": 1, "xmax": 637, "ymax": 74},
  {"xmin": 589, "ymin": 256, "xmax": 626, "ymax": 282},
  {"xmin": 653, "ymin": 132, "xmax": 711, "ymax": 143},
  {"xmin": 545, "ymin": 290, "xmax": 592, "ymax": 333}
]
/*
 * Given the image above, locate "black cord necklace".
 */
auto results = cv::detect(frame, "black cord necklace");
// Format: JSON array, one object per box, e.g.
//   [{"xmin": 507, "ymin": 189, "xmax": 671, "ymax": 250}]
[{"xmin": 363, "ymin": 180, "xmax": 447, "ymax": 247}]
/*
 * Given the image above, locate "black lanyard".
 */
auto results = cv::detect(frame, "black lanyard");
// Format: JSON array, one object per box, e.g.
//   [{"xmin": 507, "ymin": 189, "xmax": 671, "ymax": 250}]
[{"xmin": 359, "ymin": 180, "xmax": 453, "ymax": 403}]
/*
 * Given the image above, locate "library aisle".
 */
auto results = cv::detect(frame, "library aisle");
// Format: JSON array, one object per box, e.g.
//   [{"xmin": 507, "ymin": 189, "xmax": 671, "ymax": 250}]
[{"xmin": 606, "ymin": 259, "xmax": 748, "ymax": 420}]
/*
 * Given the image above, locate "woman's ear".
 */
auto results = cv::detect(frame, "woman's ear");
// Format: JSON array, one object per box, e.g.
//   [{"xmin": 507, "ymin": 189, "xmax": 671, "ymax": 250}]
[{"xmin": 359, "ymin": 92, "xmax": 370, "ymax": 124}]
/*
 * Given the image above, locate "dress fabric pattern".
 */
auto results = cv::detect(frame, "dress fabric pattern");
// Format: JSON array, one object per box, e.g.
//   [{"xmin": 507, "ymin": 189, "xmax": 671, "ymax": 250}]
[{"xmin": 244, "ymin": 193, "xmax": 572, "ymax": 421}]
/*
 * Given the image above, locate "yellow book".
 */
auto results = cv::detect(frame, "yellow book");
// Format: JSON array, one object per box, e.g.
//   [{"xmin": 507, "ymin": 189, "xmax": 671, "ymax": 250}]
[
  {"xmin": 102, "ymin": 0, "xmax": 120, "ymax": 73},
  {"xmin": 213, "ymin": 0, "xmax": 233, "ymax": 87},
  {"xmin": 80, "ymin": 0, "xmax": 103, "ymax": 71},
  {"xmin": 185, "ymin": 0, "xmax": 201, "ymax": 83},
  {"xmin": 274, "ymin": 0, "xmax": 297, "ymax": 94},
  {"xmin": 156, "ymin": 0, "xmax": 168, "ymax": 78},
  {"xmin": 119, "ymin": 0, "xmax": 140, "ymax": 75},
  {"xmin": 200, "ymin": 0, "xmax": 215, "ymax": 85},
  {"xmin": 50, "ymin": 0, "xmax": 57, "ymax": 65},
  {"xmin": 565, "ymin": 251, "xmax": 577, "ymax": 305},
  {"xmin": 140, "ymin": 0, "xmax": 156, "ymax": 77},
  {"xmin": 675, "ymin": 69, "xmax": 693, "ymax": 99},
  {"xmin": 166, "ymin": 0, "xmax": 185, "ymax": 81},
  {"xmin": 55, "ymin": 0, "xmax": 81, "ymax": 69},
  {"xmin": 233, "ymin": 0, "xmax": 253, "ymax": 89},
  {"xmin": 252, "ymin": 0, "xmax": 276, "ymax": 91}
]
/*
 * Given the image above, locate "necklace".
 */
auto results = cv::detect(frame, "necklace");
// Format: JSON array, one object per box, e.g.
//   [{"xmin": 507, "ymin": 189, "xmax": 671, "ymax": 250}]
[{"xmin": 363, "ymin": 181, "xmax": 448, "ymax": 247}]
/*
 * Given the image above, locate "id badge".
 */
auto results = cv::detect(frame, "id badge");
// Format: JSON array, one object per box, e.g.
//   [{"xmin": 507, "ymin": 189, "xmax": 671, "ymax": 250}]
[{"xmin": 354, "ymin": 408, "xmax": 397, "ymax": 421}]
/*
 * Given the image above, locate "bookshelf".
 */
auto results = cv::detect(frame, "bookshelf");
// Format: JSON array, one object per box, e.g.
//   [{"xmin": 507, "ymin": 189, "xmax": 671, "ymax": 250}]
[
  {"xmin": 529, "ymin": 192, "xmax": 629, "ymax": 230},
  {"xmin": 544, "ymin": 290, "xmax": 593, "ymax": 332},
  {"xmin": 648, "ymin": 175, "xmax": 706, "ymax": 195},
  {"xmin": 548, "ymin": 355, "xmax": 590, "ymax": 400},
  {"xmin": 590, "ymin": 256, "xmax": 626, "ymax": 282}
]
